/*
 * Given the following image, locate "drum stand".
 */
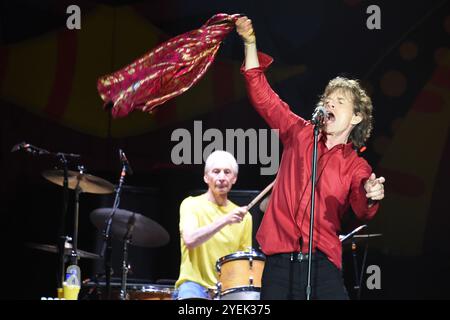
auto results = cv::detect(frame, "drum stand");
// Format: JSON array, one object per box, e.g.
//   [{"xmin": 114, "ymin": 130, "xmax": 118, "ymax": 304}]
[
  {"xmin": 119, "ymin": 213, "xmax": 136, "ymax": 300},
  {"xmin": 354, "ymin": 239, "xmax": 369, "ymax": 300},
  {"xmin": 351, "ymin": 240, "xmax": 360, "ymax": 295},
  {"xmin": 69, "ymin": 166, "xmax": 84, "ymax": 265},
  {"xmin": 53, "ymin": 152, "xmax": 83, "ymax": 294}
]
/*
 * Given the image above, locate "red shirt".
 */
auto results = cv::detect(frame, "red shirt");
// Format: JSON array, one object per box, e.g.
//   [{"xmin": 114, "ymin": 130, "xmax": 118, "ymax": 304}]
[{"xmin": 242, "ymin": 52, "xmax": 379, "ymax": 269}]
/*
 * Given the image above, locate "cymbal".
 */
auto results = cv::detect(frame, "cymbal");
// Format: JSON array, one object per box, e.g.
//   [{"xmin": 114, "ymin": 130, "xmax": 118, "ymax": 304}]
[
  {"xmin": 27, "ymin": 242, "xmax": 100, "ymax": 260},
  {"xmin": 340, "ymin": 233, "xmax": 382, "ymax": 244},
  {"xmin": 42, "ymin": 170, "xmax": 114, "ymax": 194},
  {"xmin": 90, "ymin": 208, "xmax": 170, "ymax": 248}
]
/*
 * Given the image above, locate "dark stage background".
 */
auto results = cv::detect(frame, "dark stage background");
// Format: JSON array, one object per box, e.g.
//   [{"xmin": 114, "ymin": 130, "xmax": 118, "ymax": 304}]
[{"xmin": 1, "ymin": 0, "xmax": 449, "ymax": 300}]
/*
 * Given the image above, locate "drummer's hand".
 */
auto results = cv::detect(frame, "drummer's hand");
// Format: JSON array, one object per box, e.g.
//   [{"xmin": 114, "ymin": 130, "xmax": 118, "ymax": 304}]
[{"xmin": 226, "ymin": 206, "xmax": 248, "ymax": 225}]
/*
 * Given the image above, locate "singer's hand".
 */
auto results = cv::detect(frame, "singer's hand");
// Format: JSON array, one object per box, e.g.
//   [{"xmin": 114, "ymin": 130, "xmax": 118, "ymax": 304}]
[
  {"xmin": 364, "ymin": 173, "xmax": 385, "ymax": 203},
  {"xmin": 236, "ymin": 16, "xmax": 256, "ymax": 44}
]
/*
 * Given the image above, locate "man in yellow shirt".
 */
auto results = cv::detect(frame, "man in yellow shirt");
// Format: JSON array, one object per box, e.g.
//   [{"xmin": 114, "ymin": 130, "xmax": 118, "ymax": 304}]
[{"xmin": 174, "ymin": 150, "xmax": 252, "ymax": 299}]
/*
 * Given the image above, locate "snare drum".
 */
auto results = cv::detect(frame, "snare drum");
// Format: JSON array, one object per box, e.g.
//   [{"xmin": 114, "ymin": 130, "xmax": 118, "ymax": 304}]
[{"xmin": 216, "ymin": 249, "xmax": 265, "ymax": 300}]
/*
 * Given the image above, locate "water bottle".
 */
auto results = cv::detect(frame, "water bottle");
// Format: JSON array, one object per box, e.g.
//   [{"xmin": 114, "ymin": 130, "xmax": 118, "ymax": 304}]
[
  {"xmin": 63, "ymin": 265, "xmax": 81, "ymax": 300},
  {"xmin": 66, "ymin": 265, "xmax": 81, "ymax": 286}
]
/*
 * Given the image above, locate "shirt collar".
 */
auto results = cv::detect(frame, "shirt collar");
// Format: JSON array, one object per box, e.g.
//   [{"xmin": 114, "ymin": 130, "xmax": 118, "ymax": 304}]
[{"xmin": 319, "ymin": 133, "xmax": 355, "ymax": 158}]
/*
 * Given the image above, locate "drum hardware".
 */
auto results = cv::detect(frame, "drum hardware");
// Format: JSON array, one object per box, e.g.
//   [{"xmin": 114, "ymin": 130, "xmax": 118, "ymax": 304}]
[
  {"xmin": 41, "ymin": 165, "xmax": 114, "ymax": 298},
  {"xmin": 340, "ymin": 225, "xmax": 382, "ymax": 299},
  {"xmin": 215, "ymin": 248, "xmax": 265, "ymax": 300},
  {"xmin": 90, "ymin": 207, "xmax": 170, "ymax": 300},
  {"xmin": 90, "ymin": 208, "xmax": 170, "ymax": 248},
  {"xmin": 11, "ymin": 141, "xmax": 90, "ymax": 296},
  {"xmin": 80, "ymin": 281, "xmax": 175, "ymax": 300},
  {"xmin": 119, "ymin": 212, "xmax": 135, "ymax": 300},
  {"xmin": 42, "ymin": 168, "xmax": 115, "ymax": 195},
  {"xmin": 27, "ymin": 241, "xmax": 100, "ymax": 260},
  {"xmin": 42, "ymin": 165, "xmax": 116, "ymax": 264}
]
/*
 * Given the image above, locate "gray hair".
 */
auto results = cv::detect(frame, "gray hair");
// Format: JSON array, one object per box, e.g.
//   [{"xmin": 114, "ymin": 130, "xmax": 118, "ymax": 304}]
[
  {"xmin": 320, "ymin": 76, "xmax": 374, "ymax": 148},
  {"xmin": 204, "ymin": 150, "xmax": 239, "ymax": 175}
]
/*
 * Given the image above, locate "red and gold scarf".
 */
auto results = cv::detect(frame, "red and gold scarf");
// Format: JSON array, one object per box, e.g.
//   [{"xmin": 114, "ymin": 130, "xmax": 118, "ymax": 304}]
[{"xmin": 97, "ymin": 13, "xmax": 239, "ymax": 118}]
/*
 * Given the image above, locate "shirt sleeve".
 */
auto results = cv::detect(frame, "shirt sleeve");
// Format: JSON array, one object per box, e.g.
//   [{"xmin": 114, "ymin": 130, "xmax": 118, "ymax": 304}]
[
  {"xmin": 349, "ymin": 161, "xmax": 380, "ymax": 222},
  {"xmin": 179, "ymin": 197, "xmax": 199, "ymax": 234},
  {"xmin": 241, "ymin": 52, "xmax": 308, "ymax": 145}
]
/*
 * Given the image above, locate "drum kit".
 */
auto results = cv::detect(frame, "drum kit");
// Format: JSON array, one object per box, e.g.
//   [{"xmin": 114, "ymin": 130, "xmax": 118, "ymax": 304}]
[
  {"xmin": 27, "ymin": 165, "xmax": 171, "ymax": 300},
  {"xmin": 27, "ymin": 163, "xmax": 382, "ymax": 301},
  {"xmin": 28, "ymin": 164, "xmax": 382, "ymax": 300}
]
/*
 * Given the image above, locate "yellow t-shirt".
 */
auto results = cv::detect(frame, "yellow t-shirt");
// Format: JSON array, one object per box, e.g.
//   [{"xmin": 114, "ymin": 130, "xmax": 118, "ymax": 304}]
[{"xmin": 175, "ymin": 194, "xmax": 252, "ymax": 289}]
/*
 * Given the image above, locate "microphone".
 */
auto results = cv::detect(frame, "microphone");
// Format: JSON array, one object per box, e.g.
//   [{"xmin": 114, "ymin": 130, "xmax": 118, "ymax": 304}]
[
  {"xmin": 11, "ymin": 142, "xmax": 31, "ymax": 153},
  {"xmin": 119, "ymin": 149, "xmax": 133, "ymax": 175},
  {"xmin": 11, "ymin": 142, "xmax": 46, "ymax": 155},
  {"xmin": 311, "ymin": 104, "xmax": 328, "ymax": 126}
]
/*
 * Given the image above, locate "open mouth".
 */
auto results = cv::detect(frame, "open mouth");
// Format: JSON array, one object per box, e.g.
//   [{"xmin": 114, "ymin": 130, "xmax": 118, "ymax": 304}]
[{"xmin": 326, "ymin": 112, "xmax": 335, "ymax": 123}]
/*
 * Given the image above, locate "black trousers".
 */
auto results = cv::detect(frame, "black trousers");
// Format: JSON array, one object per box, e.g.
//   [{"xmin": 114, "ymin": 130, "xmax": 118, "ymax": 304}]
[{"xmin": 260, "ymin": 251, "xmax": 349, "ymax": 300}]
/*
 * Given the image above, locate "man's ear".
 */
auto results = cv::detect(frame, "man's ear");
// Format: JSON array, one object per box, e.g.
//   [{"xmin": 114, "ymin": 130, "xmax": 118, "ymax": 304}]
[
  {"xmin": 203, "ymin": 173, "xmax": 208, "ymax": 184},
  {"xmin": 351, "ymin": 113, "xmax": 363, "ymax": 125},
  {"xmin": 231, "ymin": 175, "xmax": 237, "ymax": 185}
]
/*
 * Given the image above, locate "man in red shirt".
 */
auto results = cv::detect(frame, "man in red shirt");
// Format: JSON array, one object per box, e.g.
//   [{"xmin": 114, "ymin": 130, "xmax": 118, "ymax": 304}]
[{"xmin": 235, "ymin": 17, "xmax": 385, "ymax": 300}]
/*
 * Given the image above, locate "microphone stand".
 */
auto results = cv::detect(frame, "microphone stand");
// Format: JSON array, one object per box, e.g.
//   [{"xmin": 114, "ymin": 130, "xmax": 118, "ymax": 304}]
[
  {"xmin": 101, "ymin": 164, "xmax": 128, "ymax": 299},
  {"xmin": 305, "ymin": 124, "xmax": 320, "ymax": 300},
  {"xmin": 306, "ymin": 122, "xmax": 320, "ymax": 300}
]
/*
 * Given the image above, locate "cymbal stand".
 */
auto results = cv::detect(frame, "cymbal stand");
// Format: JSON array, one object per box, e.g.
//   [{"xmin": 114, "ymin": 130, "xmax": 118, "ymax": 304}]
[
  {"xmin": 10, "ymin": 142, "xmax": 81, "ymax": 295},
  {"xmin": 339, "ymin": 224, "xmax": 368, "ymax": 300},
  {"xmin": 70, "ymin": 165, "xmax": 85, "ymax": 265},
  {"xmin": 119, "ymin": 213, "xmax": 136, "ymax": 300},
  {"xmin": 56, "ymin": 153, "xmax": 69, "ymax": 294},
  {"xmin": 351, "ymin": 240, "xmax": 360, "ymax": 295},
  {"xmin": 101, "ymin": 163, "xmax": 128, "ymax": 299},
  {"xmin": 356, "ymin": 237, "xmax": 370, "ymax": 300}
]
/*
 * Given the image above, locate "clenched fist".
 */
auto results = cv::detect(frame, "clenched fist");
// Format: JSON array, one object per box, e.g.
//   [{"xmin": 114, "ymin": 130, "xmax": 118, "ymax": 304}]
[{"xmin": 236, "ymin": 16, "xmax": 256, "ymax": 44}]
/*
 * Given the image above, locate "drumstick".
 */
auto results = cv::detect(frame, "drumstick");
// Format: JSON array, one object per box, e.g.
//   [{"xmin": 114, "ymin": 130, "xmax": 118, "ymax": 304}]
[{"xmin": 246, "ymin": 180, "xmax": 276, "ymax": 211}]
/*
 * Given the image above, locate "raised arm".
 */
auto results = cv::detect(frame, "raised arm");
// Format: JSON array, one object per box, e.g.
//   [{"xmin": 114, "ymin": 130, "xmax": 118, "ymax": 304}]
[
  {"xmin": 236, "ymin": 17, "xmax": 259, "ymax": 70},
  {"xmin": 236, "ymin": 16, "xmax": 307, "ymax": 144}
]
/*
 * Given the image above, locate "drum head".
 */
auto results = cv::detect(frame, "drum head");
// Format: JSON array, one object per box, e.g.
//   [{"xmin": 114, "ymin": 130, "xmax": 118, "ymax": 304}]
[{"xmin": 216, "ymin": 249, "xmax": 265, "ymax": 272}]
